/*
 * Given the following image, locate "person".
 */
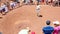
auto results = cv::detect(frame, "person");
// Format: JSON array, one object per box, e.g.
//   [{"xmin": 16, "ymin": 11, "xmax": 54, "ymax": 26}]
[
  {"xmin": 30, "ymin": 0, "xmax": 33, "ymax": 5},
  {"xmin": 36, "ymin": 0, "xmax": 41, "ymax": 5},
  {"xmin": 0, "ymin": 3, "xmax": 8, "ymax": 15},
  {"xmin": 1, "ymin": 3, "xmax": 6, "ymax": 14},
  {"xmin": 36, "ymin": 4, "xmax": 40, "ymax": 16},
  {"xmin": 23, "ymin": 0, "xmax": 26, "ymax": 3},
  {"xmin": 18, "ymin": 27, "xmax": 31, "ymax": 34},
  {"xmin": 32, "ymin": 0, "xmax": 35, "ymax": 5},
  {"xmin": 6, "ymin": 2, "xmax": 10, "ymax": 11},
  {"xmin": 4, "ymin": 3, "xmax": 9, "ymax": 13},
  {"xmin": 14, "ymin": 0, "xmax": 20, "ymax": 7},
  {"xmin": 31, "ymin": 31, "xmax": 35, "ymax": 34},
  {"xmin": 52, "ymin": 0, "xmax": 58, "ymax": 6},
  {"xmin": 25, "ymin": 0, "xmax": 30, "ymax": 5},
  {"xmin": 4, "ymin": 4, "xmax": 9, "ymax": 13},
  {"xmin": 46, "ymin": 0, "xmax": 48, "ymax": 5},
  {"xmin": 10, "ymin": 1, "xmax": 16, "ymax": 10},
  {"xmin": 53, "ymin": 21, "xmax": 60, "ymax": 34},
  {"xmin": 42, "ymin": 20, "xmax": 54, "ymax": 34}
]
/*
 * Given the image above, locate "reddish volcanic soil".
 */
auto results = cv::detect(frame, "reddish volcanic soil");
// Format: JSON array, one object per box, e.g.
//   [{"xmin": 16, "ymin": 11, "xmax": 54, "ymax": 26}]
[{"xmin": 0, "ymin": 5, "xmax": 60, "ymax": 34}]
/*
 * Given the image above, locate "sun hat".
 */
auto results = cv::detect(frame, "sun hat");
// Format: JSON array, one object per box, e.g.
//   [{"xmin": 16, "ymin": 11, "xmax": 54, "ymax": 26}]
[{"xmin": 53, "ymin": 21, "xmax": 60, "ymax": 25}]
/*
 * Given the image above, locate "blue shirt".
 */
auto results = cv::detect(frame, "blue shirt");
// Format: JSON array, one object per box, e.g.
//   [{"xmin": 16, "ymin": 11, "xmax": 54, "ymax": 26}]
[{"xmin": 42, "ymin": 25, "xmax": 54, "ymax": 34}]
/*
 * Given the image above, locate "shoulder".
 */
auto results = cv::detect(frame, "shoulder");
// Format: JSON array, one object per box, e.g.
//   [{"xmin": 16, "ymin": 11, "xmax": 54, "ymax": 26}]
[
  {"xmin": 43, "ymin": 26, "xmax": 54, "ymax": 29},
  {"xmin": 57, "ymin": 26, "xmax": 60, "ymax": 29},
  {"xmin": 42, "ymin": 26, "xmax": 47, "ymax": 30}
]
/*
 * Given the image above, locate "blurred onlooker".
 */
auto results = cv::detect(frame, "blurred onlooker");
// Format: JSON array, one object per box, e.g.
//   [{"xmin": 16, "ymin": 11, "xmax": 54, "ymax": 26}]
[
  {"xmin": 42, "ymin": 20, "xmax": 54, "ymax": 34},
  {"xmin": 53, "ymin": 21, "xmax": 60, "ymax": 34},
  {"xmin": 25, "ymin": 0, "xmax": 30, "ymax": 5},
  {"xmin": 30, "ymin": 0, "xmax": 33, "ymax": 5},
  {"xmin": 32, "ymin": 0, "xmax": 36, "ymax": 5},
  {"xmin": 46, "ymin": 0, "xmax": 48, "ymax": 5},
  {"xmin": 36, "ymin": 4, "xmax": 40, "ymax": 16},
  {"xmin": 10, "ymin": 1, "xmax": 16, "ymax": 10},
  {"xmin": 4, "ymin": 3, "xmax": 9, "ymax": 14},
  {"xmin": 6, "ymin": 2, "xmax": 10, "ymax": 11},
  {"xmin": 1, "ymin": 3, "xmax": 6, "ymax": 14},
  {"xmin": 36, "ymin": 0, "xmax": 41, "ymax": 5},
  {"xmin": 14, "ymin": 0, "xmax": 20, "ymax": 7},
  {"xmin": 23, "ymin": 0, "xmax": 26, "ymax": 3},
  {"xmin": 1, "ymin": 3, "xmax": 8, "ymax": 15},
  {"xmin": 31, "ymin": 31, "xmax": 35, "ymax": 34}
]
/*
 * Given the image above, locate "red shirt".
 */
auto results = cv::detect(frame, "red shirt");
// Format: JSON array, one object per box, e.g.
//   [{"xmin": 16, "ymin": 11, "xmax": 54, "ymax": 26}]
[{"xmin": 31, "ymin": 32, "xmax": 35, "ymax": 34}]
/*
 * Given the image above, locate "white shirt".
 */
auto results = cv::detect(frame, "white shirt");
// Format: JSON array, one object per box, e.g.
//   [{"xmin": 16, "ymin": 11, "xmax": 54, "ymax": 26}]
[
  {"xmin": 5, "ymin": 7, "xmax": 8, "ymax": 12},
  {"xmin": 10, "ymin": 2, "xmax": 14, "ymax": 6},
  {"xmin": 10, "ymin": 2, "xmax": 16, "ymax": 6},
  {"xmin": 13, "ymin": 2, "xmax": 16, "ymax": 6},
  {"xmin": 0, "ymin": 7, "xmax": 3, "ymax": 10},
  {"xmin": 1, "ymin": 4, "xmax": 8, "ymax": 12},
  {"xmin": 18, "ymin": 29, "xmax": 29, "ymax": 34},
  {"xmin": 22, "ymin": 0, "xmax": 24, "ymax": 1},
  {"xmin": 36, "ymin": 5, "xmax": 40, "ymax": 10}
]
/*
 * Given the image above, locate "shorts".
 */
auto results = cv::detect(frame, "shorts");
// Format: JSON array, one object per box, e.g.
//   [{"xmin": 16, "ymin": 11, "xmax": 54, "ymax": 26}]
[
  {"xmin": 11, "ymin": 4, "xmax": 14, "ymax": 8},
  {"xmin": 2, "ymin": 8, "xmax": 5, "ymax": 12},
  {"xmin": 36, "ymin": 9, "xmax": 40, "ymax": 13}
]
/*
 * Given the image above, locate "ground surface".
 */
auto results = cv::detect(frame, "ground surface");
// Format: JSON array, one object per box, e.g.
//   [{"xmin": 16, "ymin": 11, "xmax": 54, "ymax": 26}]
[{"xmin": 0, "ymin": 5, "xmax": 60, "ymax": 34}]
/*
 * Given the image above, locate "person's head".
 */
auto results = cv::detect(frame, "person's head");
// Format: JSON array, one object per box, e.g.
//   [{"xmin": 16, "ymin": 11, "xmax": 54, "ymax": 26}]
[
  {"xmin": 26, "ymin": 27, "xmax": 31, "ymax": 32},
  {"xmin": 26, "ymin": 27, "xmax": 29, "ymax": 30},
  {"xmin": 53, "ymin": 21, "xmax": 60, "ymax": 27},
  {"xmin": 1, "ymin": 3, "xmax": 4, "ymax": 6},
  {"xmin": 23, "ymin": 27, "xmax": 29, "ymax": 30},
  {"xmin": 46, "ymin": 20, "xmax": 51, "ymax": 25}
]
